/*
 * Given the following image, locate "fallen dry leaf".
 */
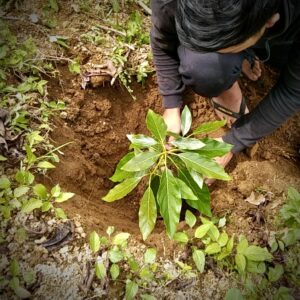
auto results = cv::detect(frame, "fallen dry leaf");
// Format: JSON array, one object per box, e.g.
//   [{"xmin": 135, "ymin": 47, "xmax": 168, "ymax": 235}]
[{"xmin": 245, "ymin": 191, "xmax": 266, "ymax": 206}]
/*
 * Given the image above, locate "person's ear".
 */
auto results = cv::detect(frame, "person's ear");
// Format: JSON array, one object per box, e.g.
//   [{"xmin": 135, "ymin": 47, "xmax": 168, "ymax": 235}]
[{"xmin": 266, "ymin": 13, "xmax": 280, "ymax": 28}]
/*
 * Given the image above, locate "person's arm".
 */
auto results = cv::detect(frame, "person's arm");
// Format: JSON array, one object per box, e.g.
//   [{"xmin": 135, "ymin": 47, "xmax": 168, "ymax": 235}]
[
  {"xmin": 223, "ymin": 34, "xmax": 300, "ymax": 152},
  {"xmin": 151, "ymin": 0, "xmax": 185, "ymax": 133}
]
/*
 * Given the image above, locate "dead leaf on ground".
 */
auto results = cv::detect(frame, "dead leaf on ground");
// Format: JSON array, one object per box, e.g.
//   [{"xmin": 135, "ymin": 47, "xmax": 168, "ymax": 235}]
[{"xmin": 245, "ymin": 191, "xmax": 266, "ymax": 206}]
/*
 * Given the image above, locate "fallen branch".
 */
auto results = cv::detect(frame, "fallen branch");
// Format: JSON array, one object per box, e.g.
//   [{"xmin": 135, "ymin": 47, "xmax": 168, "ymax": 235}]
[
  {"xmin": 136, "ymin": 0, "xmax": 152, "ymax": 15},
  {"xmin": 95, "ymin": 24, "xmax": 126, "ymax": 37}
]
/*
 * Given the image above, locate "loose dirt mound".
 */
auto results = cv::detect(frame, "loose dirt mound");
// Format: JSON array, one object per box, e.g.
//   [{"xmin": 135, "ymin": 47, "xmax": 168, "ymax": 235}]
[{"xmin": 46, "ymin": 66, "xmax": 300, "ymax": 246}]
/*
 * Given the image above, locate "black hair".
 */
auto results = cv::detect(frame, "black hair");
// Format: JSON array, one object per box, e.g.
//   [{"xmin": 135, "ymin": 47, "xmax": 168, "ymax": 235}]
[{"xmin": 176, "ymin": 0, "xmax": 281, "ymax": 52}]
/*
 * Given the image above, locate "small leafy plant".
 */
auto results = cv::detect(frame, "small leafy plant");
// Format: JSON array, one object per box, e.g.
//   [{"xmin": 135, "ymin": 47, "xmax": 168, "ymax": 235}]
[{"xmin": 103, "ymin": 107, "xmax": 232, "ymax": 240}]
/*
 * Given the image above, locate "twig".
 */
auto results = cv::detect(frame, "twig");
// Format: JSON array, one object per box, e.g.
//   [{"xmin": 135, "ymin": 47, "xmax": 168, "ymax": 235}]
[
  {"xmin": 94, "ymin": 24, "xmax": 126, "ymax": 37},
  {"xmin": 136, "ymin": 0, "xmax": 152, "ymax": 15},
  {"xmin": 110, "ymin": 48, "xmax": 131, "ymax": 85}
]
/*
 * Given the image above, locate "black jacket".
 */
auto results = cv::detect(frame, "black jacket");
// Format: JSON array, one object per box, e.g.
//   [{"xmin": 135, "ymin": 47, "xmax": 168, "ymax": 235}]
[{"xmin": 151, "ymin": 0, "xmax": 300, "ymax": 152}]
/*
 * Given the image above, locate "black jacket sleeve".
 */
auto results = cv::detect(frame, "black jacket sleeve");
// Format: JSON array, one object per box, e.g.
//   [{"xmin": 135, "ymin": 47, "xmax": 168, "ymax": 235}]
[
  {"xmin": 223, "ymin": 30, "xmax": 300, "ymax": 153},
  {"xmin": 150, "ymin": 0, "xmax": 185, "ymax": 108}
]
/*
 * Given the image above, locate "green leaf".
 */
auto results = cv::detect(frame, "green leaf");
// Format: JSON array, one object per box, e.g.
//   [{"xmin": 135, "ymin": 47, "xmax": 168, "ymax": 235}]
[
  {"xmin": 144, "ymin": 248, "xmax": 157, "ymax": 264},
  {"xmin": 41, "ymin": 201, "xmax": 53, "ymax": 212},
  {"xmin": 273, "ymin": 287, "xmax": 294, "ymax": 300},
  {"xmin": 181, "ymin": 105, "xmax": 192, "ymax": 136},
  {"xmin": 0, "ymin": 155, "xmax": 7, "ymax": 161},
  {"xmin": 246, "ymin": 261, "xmax": 266, "ymax": 274},
  {"xmin": 146, "ymin": 109, "xmax": 167, "ymax": 143},
  {"xmin": 110, "ymin": 152, "xmax": 135, "ymax": 182},
  {"xmin": 37, "ymin": 161, "xmax": 56, "ymax": 169},
  {"xmin": 33, "ymin": 184, "xmax": 48, "ymax": 199},
  {"xmin": 185, "ymin": 210, "xmax": 196, "ymax": 228},
  {"xmin": 0, "ymin": 205, "xmax": 11, "ymax": 219},
  {"xmin": 237, "ymin": 236, "xmax": 249, "ymax": 254},
  {"xmin": 178, "ymin": 152, "xmax": 231, "ymax": 181},
  {"xmin": 106, "ymin": 226, "xmax": 115, "ymax": 236},
  {"xmin": 127, "ymin": 134, "xmax": 157, "ymax": 148},
  {"xmin": 102, "ymin": 177, "xmax": 142, "ymax": 202},
  {"xmin": 0, "ymin": 176, "xmax": 10, "ymax": 189},
  {"xmin": 51, "ymin": 184, "xmax": 61, "ymax": 197},
  {"xmin": 10, "ymin": 259, "xmax": 20, "ymax": 277},
  {"xmin": 25, "ymin": 144, "xmax": 37, "ymax": 164},
  {"xmin": 89, "ymin": 231, "xmax": 100, "ymax": 253},
  {"xmin": 225, "ymin": 288, "xmax": 244, "ymax": 300},
  {"xmin": 139, "ymin": 186, "xmax": 157, "ymax": 240},
  {"xmin": 122, "ymin": 151, "xmax": 159, "ymax": 172},
  {"xmin": 171, "ymin": 137, "xmax": 205, "ymax": 150},
  {"xmin": 175, "ymin": 178, "xmax": 197, "ymax": 200},
  {"xmin": 268, "ymin": 264, "xmax": 284, "ymax": 282},
  {"xmin": 196, "ymin": 138, "xmax": 233, "ymax": 158},
  {"xmin": 109, "ymin": 248, "xmax": 124, "ymax": 263},
  {"xmin": 112, "ymin": 0, "xmax": 120, "ymax": 12},
  {"xmin": 227, "ymin": 234, "xmax": 235, "ymax": 252},
  {"xmin": 125, "ymin": 280, "xmax": 139, "ymax": 300},
  {"xmin": 14, "ymin": 186, "xmax": 29, "ymax": 198},
  {"xmin": 192, "ymin": 249, "xmax": 205, "ymax": 273},
  {"xmin": 112, "ymin": 232, "xmax": 130, "ymax": 245},
  {"xmin": 141, "ymin": 295, "xmax": 156, "ymax": 300},
  {"xmin": 128, "ymin": 257, "xmax": 139, "ymax": 272},
  {"xmin": 190, "ymin": 170, "xmax": 204, "ymax": 189},
  {"xmin": 55, "ymin": 208, "xmax": 67, "ymax": 219},
  {"xmin": 193, "ymin": 120, "xmax": 226, "ymax": 135},
  {"xmin": 68, "ymin": 60, "xmax": 81, "ymax": 74},
  {"xmin": 55, "ymin": 192, "xmax": 75, "ymax": 203},
  {"xmin": 217, "ymin": 232, "xmax": 229, "ymax": 247},
  {"xmin": 49, "ymin": 0, "xmax": 59, "ymax": 12},
  {"xmin": 95, "ymin": 261, "xmax": 106, "ymax": 280},
  {"xmin": 195, "ymin": 223, "xmax": 212, "ymax": 239},
  {"xmin": 21, "ymin": 198, "xmax": 43, "ymax": 213},
  {"xmin": 205, "ymin": 243, "xmax": 221, "ymax": 255},
  {"xmin": 173, "ymin": 232, "xmax": 189, "ymax": 244},
  {"xmin": 15, "ymin": 170, "xmax": 34, "ymax": 185},
  {"xmin": 287, "ymin": 187, "xmax": 300, "ymax": 202},
  {"xmin": 176, "ymin": 166, "xmax": 211, "ymax": 216},
  {"xmin": 243, "ymin": 246, "xmax": 273, "ymax": 262},
  {"xmin": 235, "ymin": 254, "xmax": 246, "ymax": 273},
  {"xmin": 157, "ymin": 168, "xmax": 182, "ymax": 237},
  {"xmin": 110, "ymin": 264, "xmax": 120, "ymax": 280},
  {"xmin": 208, "ymin": 225, "xmax": 220, "ymax": 241}
]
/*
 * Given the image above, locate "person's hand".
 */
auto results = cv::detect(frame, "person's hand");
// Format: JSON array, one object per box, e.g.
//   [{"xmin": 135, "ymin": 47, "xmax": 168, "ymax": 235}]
[
  {"xmin": 163, "ymin": 108, "xmax": 181, "ymax": 138},
  {"xmin": 242, "ymin": 58, "xmax": 262, "ymax": 81}
]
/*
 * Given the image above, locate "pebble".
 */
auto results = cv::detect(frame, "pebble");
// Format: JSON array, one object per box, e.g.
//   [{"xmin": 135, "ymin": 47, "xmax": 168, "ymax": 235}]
[
  {"xmin": 81, "ymin": 233, "xmax": 87, "ymax": 238},
  {"xmin": 59, "ymin": 246, "xmax": 69, "ymax": 255},
  {"xmin": 35, "ymin": 236, "xmax": 47, "ymax": 244},
  {"xmin": 74, "ymin": 221, "xmax": 81, "ymax": 228},
  {"xmin": 75, "ymin": 227, "xmax": 84, "ymax": 234}
]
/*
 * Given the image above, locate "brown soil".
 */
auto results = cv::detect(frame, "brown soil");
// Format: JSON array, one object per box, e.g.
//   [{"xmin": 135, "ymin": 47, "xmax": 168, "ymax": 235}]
[{"xmin": 42, "ymin": 64, "xmax": 300, "ymax": 251}]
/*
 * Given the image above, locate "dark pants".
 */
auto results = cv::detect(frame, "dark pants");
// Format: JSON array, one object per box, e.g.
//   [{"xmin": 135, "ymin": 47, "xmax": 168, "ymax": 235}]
[{"xmin": 177, "ymin": 38, "xmax": 300, "ymax": 152}]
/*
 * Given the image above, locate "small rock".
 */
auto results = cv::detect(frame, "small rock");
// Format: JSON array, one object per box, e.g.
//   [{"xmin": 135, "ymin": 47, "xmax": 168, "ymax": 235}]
[
  {"xmin": 60, "ymin": 112, "xmax": 68, "ymax": 119},
  {"xmin": 35, "ymin": 236, "xmax": 47, "ymax": 244},
  {"xmin": 59, "ymin": 246, "xmax": 69, "ymax": 255},
  {"xmin": 74, "ymin": 221, "xmax": 81, "ymax": 228},
  {"xmin": 81, "ymin": 233, "xmax": 87, "ymax": 238},
  {"xmin": 75, "ymin": 227, "xmax": 84, "ymax": 234}
]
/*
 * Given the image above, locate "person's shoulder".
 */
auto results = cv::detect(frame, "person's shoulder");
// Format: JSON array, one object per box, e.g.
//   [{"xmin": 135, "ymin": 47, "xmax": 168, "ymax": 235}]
[{"xmin": 151, "ymin": 0, "xmax": 176, "ymax": 10}]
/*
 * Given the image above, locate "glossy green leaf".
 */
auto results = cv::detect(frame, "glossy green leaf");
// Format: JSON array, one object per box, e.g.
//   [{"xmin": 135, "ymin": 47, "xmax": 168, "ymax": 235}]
[
  {"xmin": 139, "ymin": 186, "xmax": 157, "ymax": 240},
  {"xmin": 178, "ymin": 152, "xmax": 231, "ymax": 181},
  {"xmin": 14, "ymin": 186, "xmax": 29, "ymax": 198},
  {"xmin": 218, "ymin": 232, "xmax": 229, "ymax": 247},
  {"xmin": 55, "ymin": 192, "xmax": 75, "ymax": 203},
  {"xmin": 144, "ymin": 248, "xmax": 157, "ymax": 264},
  {"xmin": 127, "ymin": 134, "xmax": 157, "ymax": 148},
  {"xmin": 193, "ymin": 120, "xmax": 226, "ymax": 135},
  {"xmin": 146, "ymin": 109, "xmax": 167, "ymax": 143},
  {"xmin": 112, "ymin": 232, "xmax": 130, "ymax": 245},
  {"xmin": 195, "ymin": 223, "xmax": 212, "ymax": 239},
  {"xmin": 51, "ymin": 184, "xmax": 61, "ymax": 197},
  {"xmin": 175, "ymin": 178, "xmax": 197, "ymax": 200},
  {"xmin": 243, "ymin": 246, "xmax": 273, "ymax": 262},
  {"xmin": 15, "ymin": 170, "xmax": 34, "ymax": 185},
  {"xmin": 157, "ymin": 168, "xmax": 182, "ymax": 237},
  {"xmin": 208, "ymin": 225, "xmax": 220, "ymax": 241},
  {"xmin": 181, "ymin": 105, "xmax": 192, "ymax": 136},
  {"xmin": 110, "ymin": 264, "xmax": 120, "ymax": 280},
  {"xmin": 171, "ymin": 137, "xmax": 205, "ymax": 150},
  {"xmin": 190, "ymin": 170, "xmax": 204, "ymax": 189},
  {"xmin": 173, "ymin": 232, "xmax": 189, "ymax": 244},
  {"xmin": 89, "ymin": 231, "xmax": 100, "ymax": 253},
  {"xmin": 227, "ymin": 235, "xmax": 235, "ymax": 252},
  {"xmin": 102, "ymin": 177, "xmax": 141, "ymax": 202},
  {"xmin": 41, "ymin": 201, "xmax": 52, "ymax": 212},
  {"xmin": 125, "ymin": 280, "xmax": 139, "ymax": 300},
  {"xmin": 33, "ymin": 184, "xmax": 48, "ymax": 199},
  {"xmin": 196, "ymin": 138, "xmax": 233, "ymax": 158},
  {"xmin": 192, "ymin": 249, "xmax": 205, "ymax": 273},
  {"xmin": 205, "ymin": 243, "xmax": 221, "ymax": 255},
  {"xmin": 235, "ymin": 253, "xmax": 246, "ymax": 273},
  {"xmin": 110, "ymin": 152, "xmax": 135, "ymax": 182},
  {"xmin": 122, "ymin": 151, "xmax": 159, "ymax": 172},
  {"xmin": 185, "ymin": 210, "xmax": 197, "ymax": 228},
  {"xmin": 95, "ymin": 261, "xmax": 106, "ymax": 279},
  {"xmin": 21, "ymin": 198, "xmax": 43, "ymax": 213}
]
